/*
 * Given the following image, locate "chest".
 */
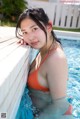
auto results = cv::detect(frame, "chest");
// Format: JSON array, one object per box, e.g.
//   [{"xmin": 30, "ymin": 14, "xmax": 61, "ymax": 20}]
[{"xmin": 29, "ymin": 55, "xmax": 48, "ymax": 87}]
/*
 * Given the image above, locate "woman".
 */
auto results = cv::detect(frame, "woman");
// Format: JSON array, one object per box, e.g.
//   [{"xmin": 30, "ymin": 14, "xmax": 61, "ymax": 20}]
[{"xmin": 16, "ymin": 8, "xmax": 74, "ymax": 119}]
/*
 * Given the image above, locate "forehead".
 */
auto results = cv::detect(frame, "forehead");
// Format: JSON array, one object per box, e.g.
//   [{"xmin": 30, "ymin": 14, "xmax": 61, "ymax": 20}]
[{"xmin": 20, "ymin": 18, "xmax": 37, "ymax": 29}]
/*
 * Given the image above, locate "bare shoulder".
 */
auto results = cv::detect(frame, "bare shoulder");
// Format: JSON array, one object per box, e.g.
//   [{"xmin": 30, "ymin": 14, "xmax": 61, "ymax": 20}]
[
  {"xmin": 45, "ymin": 47, "xmax": 68, "ymax": 99},
  {"xmin": 47, "ymin": 47, "xmax": 67, "ymax": 65},
  {"xmin": 45, "ymin": 46, "xmax": 68, "ymax": 75}
]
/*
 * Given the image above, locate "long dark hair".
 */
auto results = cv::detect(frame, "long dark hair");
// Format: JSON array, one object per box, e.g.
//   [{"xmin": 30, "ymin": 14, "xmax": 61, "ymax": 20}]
[{"xmin": 16, "ymin": 8, "xmax": 61, "ymax": 44}]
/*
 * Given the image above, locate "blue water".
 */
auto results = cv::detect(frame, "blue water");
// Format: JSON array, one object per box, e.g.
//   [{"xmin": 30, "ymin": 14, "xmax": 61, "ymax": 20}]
[
  {"xmin": 16, "ymin": 39, "xmax": 80, "ymax": 119},
  {"xmin": 61, "ymin": 39, "xmax": 80, "ymax": 119}
]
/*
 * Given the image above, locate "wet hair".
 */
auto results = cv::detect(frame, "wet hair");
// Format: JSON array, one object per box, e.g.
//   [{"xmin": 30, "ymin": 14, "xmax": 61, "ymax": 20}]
[{"xmin": 16, "ymin": 8, "xmax": 61, "ymax": 44}]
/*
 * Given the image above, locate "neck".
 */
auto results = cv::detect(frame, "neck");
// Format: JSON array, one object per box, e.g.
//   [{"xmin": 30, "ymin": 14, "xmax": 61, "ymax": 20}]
[{"xmin": 40, "ymin": 36, "xmax": 54, "ymax": 57}]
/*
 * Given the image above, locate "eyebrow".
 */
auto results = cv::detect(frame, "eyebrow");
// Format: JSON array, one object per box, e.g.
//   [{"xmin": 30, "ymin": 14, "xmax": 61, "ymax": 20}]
[{"xmin": 21, "ymin": 25, "xmax": 37, "ymax": 31}]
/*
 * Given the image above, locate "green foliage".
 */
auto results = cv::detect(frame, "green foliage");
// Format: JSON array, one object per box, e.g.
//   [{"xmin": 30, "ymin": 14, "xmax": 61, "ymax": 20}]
[
  {"xmin": 1, "ymin": 0, "xmax": 27, "ymax": 21},
  {"xmin": 0, "ymin": 20, "xmax": 16, "ymax": 27}
]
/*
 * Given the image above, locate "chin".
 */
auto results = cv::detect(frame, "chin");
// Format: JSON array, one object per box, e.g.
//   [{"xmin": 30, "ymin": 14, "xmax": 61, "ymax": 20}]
[
  {"xmin": 32, "ymin": 47, "xmax": 39, "ymax": 49},
  {"xmin": 31, "ymin": 45, "xmax": 41, "ymax": 49}
]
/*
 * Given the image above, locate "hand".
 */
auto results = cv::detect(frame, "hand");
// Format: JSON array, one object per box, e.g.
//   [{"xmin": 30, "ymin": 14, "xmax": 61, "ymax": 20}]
[{"xmin": 17, "ymin": 39, "xmax": 28, "ymax": 45}]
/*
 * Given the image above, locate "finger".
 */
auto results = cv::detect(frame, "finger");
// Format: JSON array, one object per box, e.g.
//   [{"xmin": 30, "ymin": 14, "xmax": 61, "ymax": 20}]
[
  {"xmin": 17, "ymin": 39, "xmax": 29, "ymax": 45},
  {"xmin": 17, "ymin": 39, "xmax": 24, "ymax": 45},
  {"xmin": 20, "ymin": 39, "xmax": 24, "ymax": 45}
]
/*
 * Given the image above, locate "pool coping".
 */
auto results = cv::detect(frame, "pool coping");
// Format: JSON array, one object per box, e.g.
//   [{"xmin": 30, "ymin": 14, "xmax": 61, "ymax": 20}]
[{"xmin": 54, "ymin": 30, "xmax": 80, "ymax": 40}]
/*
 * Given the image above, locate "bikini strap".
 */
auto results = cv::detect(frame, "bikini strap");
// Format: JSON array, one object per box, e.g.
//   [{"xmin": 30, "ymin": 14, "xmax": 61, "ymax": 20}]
[{"xmin": 38, "ymin": 45, "xmax": 57, "ymax": 70}]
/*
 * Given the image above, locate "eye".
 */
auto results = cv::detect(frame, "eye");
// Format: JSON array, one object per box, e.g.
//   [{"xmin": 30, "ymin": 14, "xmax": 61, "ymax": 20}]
[
  {"xmin": 22, "ymin": 31, "xmax": 27, "ymax": 35},
  {"xmin": 32, "ymin": 27, "xmax": 38, "ymax": 32}
]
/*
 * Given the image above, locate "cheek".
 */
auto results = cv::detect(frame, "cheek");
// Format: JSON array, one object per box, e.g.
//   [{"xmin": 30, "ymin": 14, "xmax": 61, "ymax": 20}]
[
  {"xmin": 40, "ymin": 32, "xmax": 46, "ymax": 45},
  {"xmin": 23, "ymin": 36, "xmax": 29, "ymax": 43},
  {"xmin": 36, "ymin": 30, "xmax": 46, "ymax": 42}
]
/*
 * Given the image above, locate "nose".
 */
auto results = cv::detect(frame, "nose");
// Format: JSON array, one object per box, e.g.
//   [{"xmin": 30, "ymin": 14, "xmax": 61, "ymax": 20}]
[{"xmin": 28, "ymin": 33, "xmax": 34, "ymax": 41}]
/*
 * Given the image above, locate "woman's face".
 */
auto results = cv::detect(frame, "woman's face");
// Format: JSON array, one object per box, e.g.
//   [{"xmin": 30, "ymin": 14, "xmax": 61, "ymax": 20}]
[{"xmin": 20, "ymin": 18, "xmax": 47, "ymax": 49}]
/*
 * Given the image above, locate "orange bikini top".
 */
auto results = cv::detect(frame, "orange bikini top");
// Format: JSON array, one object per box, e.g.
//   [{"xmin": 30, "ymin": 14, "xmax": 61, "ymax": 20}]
[{"xmin": 27, "ymin": 46, "xmax": 57, "ymax": 92}]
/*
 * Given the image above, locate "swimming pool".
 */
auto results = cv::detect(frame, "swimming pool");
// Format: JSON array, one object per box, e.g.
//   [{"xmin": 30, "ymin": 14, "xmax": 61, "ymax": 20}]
[
  {"xmin": 61, "ymin": 39, "xmax": 80, "ymax": 119},
  {"xmin": 16, "ymin": 39, "xmax": 80, "ymax": 119}
]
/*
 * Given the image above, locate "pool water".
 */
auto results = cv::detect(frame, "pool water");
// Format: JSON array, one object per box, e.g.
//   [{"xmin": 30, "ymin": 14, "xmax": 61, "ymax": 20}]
[
  {"xmin": 16, "ymin": 39, "xmax": 80, "ymax": 119},
  {"xmin": 61, "ymin": 39, "xmax": 80, "ymax": 119}
]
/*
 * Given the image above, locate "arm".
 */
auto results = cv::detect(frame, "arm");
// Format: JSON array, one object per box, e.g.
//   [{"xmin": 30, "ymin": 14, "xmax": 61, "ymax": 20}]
[{"xmin": 34, "ymin": 51, "xmax": 70, "ymax": 119}]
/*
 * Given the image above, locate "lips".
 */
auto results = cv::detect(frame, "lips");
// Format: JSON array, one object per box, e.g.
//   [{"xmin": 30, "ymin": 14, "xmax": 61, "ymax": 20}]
[{"xmin": 31, "ymin": 41, "xmax": 39, "ymax": 46}]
